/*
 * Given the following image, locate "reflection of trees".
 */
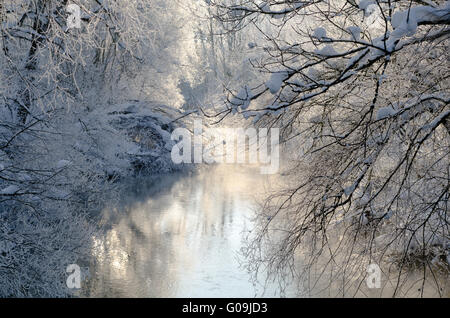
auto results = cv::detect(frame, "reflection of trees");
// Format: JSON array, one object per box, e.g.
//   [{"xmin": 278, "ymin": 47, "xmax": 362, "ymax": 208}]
[{"xmin": 86, "ymin": 166, "xmax": 262, "ymax": 297}]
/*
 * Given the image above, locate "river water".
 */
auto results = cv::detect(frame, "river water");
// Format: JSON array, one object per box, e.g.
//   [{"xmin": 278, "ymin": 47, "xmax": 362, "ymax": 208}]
[
  {"xmin": 85, "ymin": 165, "xmax": 294, "ymax": 297},
  {"xmin": 84, "ymin": 165, "xmax": 448, "ymax": 298}
]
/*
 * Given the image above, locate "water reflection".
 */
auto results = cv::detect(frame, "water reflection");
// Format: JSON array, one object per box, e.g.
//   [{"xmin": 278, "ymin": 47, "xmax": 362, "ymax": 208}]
[
  {"xmin": 86, "ymin": 165, "xmax": 285, "ymax": 297},
  {"xmin": 85, "ymin": 165, "xmax": 448, "ymax": 298}
]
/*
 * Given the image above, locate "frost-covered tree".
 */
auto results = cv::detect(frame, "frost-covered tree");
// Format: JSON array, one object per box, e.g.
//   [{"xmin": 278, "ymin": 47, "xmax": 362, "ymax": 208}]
[
  {"xmin": 210, "ymin": 0, "xmax": 449, "ymax": 296},
  {"xmin": 176, "ymin": 0, "xmax": 260, "ymax": 115},
  {"xmin": 0, "ymin": 0, "xmax": 188, "ymax": 296}
]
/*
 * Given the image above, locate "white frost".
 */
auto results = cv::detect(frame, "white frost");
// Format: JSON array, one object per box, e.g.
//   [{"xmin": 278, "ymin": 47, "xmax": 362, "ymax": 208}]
[
  {"xmin": 347, "ymin": 26, "xmax": 361, "ymax": 41},
  {"xmin": 376, "ymin": 106, "xmax": 396, "ymax": 120},
  {"xmin": 313, "ymin": 27, "xmax": 327, "ymax": 39},
  {"xmin": 388, "ymin": 3, "xmax": 450, "ymax": 51},
  {"xmin": 230, "ymin": 86, "xmax": 252, "ymax": 109},
  {"xmin": 358, "ymin": 0, "xmax": 375, "ymax": 10},
  {"xmin": 315, "ymin": 45, "xmax": 338, "ymax": 57},
  {"xmin": 57, "ymin": 160, "xmax": 72, "ymax": 169},
  {"xmin": 1, "ymin": 185, "xmax": 20, "ymax": 195},
  {"xmin": 266, "ymin": 72, "xmax": 288, "ymax": 94},
  {"xmin": 344, "ymin": 183, "xmax": 357, "ymax": 196}
]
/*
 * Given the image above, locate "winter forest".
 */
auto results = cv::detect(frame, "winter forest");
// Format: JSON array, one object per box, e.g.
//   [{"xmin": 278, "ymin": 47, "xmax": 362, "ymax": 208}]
[{"xmin": 0, "ymin": 0, "xmax": 449, "ymax": 298}]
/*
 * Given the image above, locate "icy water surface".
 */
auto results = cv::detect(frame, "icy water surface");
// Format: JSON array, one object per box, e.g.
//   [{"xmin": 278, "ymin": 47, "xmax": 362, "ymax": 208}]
[
  {"xmin": 85, "ymin": 165, "xmax": 291, "ymax": 297},
  {"xmin": 84, "ymin": 165, "xmax": 448, "ymax": 298}
]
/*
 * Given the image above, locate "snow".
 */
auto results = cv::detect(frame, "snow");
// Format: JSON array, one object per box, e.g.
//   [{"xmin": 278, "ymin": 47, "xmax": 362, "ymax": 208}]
[
  {"xmin": 313, "ymin": 27, "xmax": 327, "ymax": 39},
  {"xmin": 390, "ymin": 10, "xmax": 420, "ymax": 39},
  {"xmin": 378, "ymin": 74, "xmax": 387, "ymax": 84},
  {"xmin": 51, "ymin": 189, "xmax": 70, "ymax": 199},
  {"xmin": 259, "ymin": 2, "xmax": 305, "ymax": 15},
  {"xmin": 266, "ymin": 72, "xmax": 289, "ymax": 94},
  {"xmin": 0, "ymin": 0, "xmax": 448, "ymax": 298},
  {"xmin": 359, "ymin": 0, "xmax": 378, "ymax": 17},
  {"xmin": 57, "ymin": 160, "xmax": 71, "ymax": 169},
  {"xmin": 315, "ymin": 45, "xmax": 338, "ymax": 57},
  {"xmin": 105, "ymin": 101, "xmax": 186, "ymax": 174},
  {"xmin": 383, "ymin": 210, "xmax": 394, "ymax": 220},
  {"xmin": 358, "ymin": 0, "xmax": 375, "ymax": 10},
  {"xmin": 387, "ymin": 3, "xmax": 450, "ymax": 51},
  {"xmin": 424, "ymin": 109, "xmax": 450, "ymax": 132},
  {"xmin": 1, "ymin": 185, "xmax": 20, "ymax": 195},
  {"xmin": 344, "ymin": 183, "xmax": 357, "ymax": 196},
  {"xmin": 18, "ymin": 174, "xmax": 32, "ymax": 181},
  {"xmin": 376, "ymin": 106, "xmax": 396, "ymax": 120},
  {"xmin": 308, "ymin": 67, "xmax": 320, "ymax": 80},
  {"xmin": 309, "ymin": 115, "xmax": 322, "ymax": 124},
  {"xmin": 347, "ymin": 26, "xmax": 361, "ymax": 41},
  {"xmin": 231, "ymin": 86, "xmax": 252, "ymax": 109},
  {"xmin": 357, "ymin": 193, "xmax": 370, "ymax": 208}
]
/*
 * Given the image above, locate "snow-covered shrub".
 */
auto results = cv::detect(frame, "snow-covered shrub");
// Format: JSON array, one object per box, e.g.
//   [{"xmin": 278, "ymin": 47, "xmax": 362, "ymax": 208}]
[
  {"xmin": 0, "ymin": 102, "xmax": 129, "ymax": 296},
  {"xmin": 101, "ymin": 101, "xmax": 188, "ymax": 175},
  {"xmin": 0, "ymin": 0, "xmax": 194, "ymax": 296}
]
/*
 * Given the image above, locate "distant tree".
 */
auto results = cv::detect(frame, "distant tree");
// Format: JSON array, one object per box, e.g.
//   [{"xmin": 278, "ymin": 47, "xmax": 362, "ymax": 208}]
[
  {"xmin": 176, "ymin": 0, "xmax": 261, "ymax": 115},
  {"xmin": 210, "ymin": 0, "xmax": 449, "ymax": 296}
]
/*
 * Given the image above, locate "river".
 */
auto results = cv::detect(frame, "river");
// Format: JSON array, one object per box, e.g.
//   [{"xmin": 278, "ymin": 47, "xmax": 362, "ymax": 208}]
[
  {"xmin": 84, "ymin": 165, "xmax": 448, "ymax": 298},
  {"xmin": 85, "ymin": 165, "xmax": 295, "ymax": 297}
]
